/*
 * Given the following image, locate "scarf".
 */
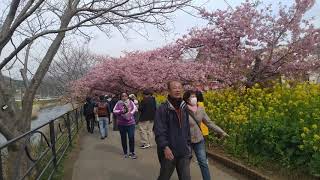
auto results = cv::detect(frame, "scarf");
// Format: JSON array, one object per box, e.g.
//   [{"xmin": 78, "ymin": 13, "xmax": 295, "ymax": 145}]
[
  {"xmin": 168, "ymin": 95, "xmax": 183, "ymax": 128},
  {"xmin": 168, "ymin": 95, "xmax": 183, "ymax": 109}
]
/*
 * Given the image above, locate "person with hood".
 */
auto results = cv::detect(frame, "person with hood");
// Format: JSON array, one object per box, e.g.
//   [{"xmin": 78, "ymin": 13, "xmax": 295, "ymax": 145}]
[
  {"xmin": 153, "ymin": 81, "xmax": 191, "ymax": 180},
  {"xmin": 113, "ymin": 92, "xmax": 138, "ymax": 159},
  {"xmin": 129, "ymin": 94, "xmax": 139, "ymax": 108},
  {"xmin": 129, "ymin": 93, "xmax": 139, "ymax": 122},
  {"xmin": 83, "ymin": 97, "xmax": 95, "ymax": 133}
]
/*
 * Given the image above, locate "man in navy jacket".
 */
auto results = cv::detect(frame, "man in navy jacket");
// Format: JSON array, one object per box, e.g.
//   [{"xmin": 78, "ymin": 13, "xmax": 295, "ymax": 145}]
[{"xmin": 153, "ymin": 81, "xmax": 191, "ymax": 180}]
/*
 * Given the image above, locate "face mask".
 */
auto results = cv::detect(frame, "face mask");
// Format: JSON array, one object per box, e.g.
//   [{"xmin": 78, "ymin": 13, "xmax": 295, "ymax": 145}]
[{"xmin": 190, "ymin": 97, "xmax": 197, "ymax": 106}]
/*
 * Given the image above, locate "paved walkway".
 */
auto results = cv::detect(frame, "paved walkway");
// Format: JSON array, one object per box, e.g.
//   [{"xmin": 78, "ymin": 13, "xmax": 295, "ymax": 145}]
[{"xmin": 72, "ymin": 126, "xmax": 247, "ymax": 180}]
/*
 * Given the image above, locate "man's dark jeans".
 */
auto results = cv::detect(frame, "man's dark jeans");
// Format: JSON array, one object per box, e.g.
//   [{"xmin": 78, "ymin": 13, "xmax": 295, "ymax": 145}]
[
  {"xmin": 85, "ymin": 116, "xmax": 95, "ymax": 133},
  {"xmin": 118, "ymin": 124, "xmax": 135, "ymax": 154},
  {"xmin": 157, "ymin": 148, "xmax": 191, "ymax": 180}
]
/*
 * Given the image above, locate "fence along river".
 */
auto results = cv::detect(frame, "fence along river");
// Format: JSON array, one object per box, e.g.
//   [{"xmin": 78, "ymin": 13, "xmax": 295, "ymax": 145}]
[{"xmin": 0, "ymin": 103, "xmax": 73, "ymax": 145}]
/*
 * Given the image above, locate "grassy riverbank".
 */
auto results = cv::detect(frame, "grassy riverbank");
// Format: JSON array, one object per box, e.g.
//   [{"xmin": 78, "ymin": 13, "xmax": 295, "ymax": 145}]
[{"xmin": 15, "ymin": 98, "xmax": 62, "ymax": 120}]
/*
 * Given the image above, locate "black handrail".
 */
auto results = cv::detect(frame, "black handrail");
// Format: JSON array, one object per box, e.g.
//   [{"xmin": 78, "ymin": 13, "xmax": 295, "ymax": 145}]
[{"xmin": 0, "ymin": 105, "xmax": 84, "ymax": 180}]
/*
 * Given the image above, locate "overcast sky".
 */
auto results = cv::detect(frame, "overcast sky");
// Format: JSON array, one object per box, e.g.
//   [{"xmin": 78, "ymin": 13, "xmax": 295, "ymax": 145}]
[
  {"xmin": 87, "ymin": 0, "xmax": 320, "ymax": 57},
  {"xmin": 1, "ymin": 0, "xmax": 320, "ymax": 79}
]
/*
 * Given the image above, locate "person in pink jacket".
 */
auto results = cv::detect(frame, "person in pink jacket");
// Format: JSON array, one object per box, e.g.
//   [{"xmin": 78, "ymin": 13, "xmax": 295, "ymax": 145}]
[{"xmin": 113, "ymin": 92, "xmax": 137, "ymax": 159}]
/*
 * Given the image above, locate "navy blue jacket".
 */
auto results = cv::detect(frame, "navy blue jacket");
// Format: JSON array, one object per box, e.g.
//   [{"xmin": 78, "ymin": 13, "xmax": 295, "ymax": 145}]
[{"xmin": 153, "ymin": 100, "xmax": 191, "ymax": 158}]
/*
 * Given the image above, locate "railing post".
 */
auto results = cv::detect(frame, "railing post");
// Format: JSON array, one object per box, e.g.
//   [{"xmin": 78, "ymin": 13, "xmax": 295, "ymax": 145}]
[
  {"xmin": 0, "ymin": 150, "xmax": 3, "ymax": 180},
  {"xmin": 75, "ymin": 109, "xmax": 79, "ymax": 132},
  {"xmin": 66, "ymin": 113, "xmax": 72, "ymax": 144},
  {"xmin": 80, "ymin": 107, "xmax": 83, "ymax": 122},
  {"xmin": 49, "ymin": 120, "xmax": 57, "ymax": 169}
]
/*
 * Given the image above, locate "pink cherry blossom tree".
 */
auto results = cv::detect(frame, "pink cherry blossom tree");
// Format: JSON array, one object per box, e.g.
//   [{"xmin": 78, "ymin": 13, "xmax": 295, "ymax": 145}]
[
  {"xmin": 72, "ymin": 0, "xmax": 320, "ymax": 98},
  {"xmin": 70, "ymin": 46, "xmax": 222, "ymax": 98},
  {"xmin": 178, "ymin": 0, "xmax": 320, "ymax": 87}
]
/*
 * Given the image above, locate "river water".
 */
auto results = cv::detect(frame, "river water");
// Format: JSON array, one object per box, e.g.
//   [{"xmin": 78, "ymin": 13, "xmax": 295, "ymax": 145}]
[{"xmin": 0, "ymin": 103, "xmax": 73, "ymax": 146}]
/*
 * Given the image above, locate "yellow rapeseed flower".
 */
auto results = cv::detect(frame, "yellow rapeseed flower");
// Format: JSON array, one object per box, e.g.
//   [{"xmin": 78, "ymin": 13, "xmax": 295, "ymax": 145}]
[
  {"xmin": 313, "ymin": 146, "xmax": 318, "ymax": 151},
  {"xmin": 299, "ymin": 145, "xmax": 304, "ymax": 150},
  {"xmin": 312, "ymin": 124, "xmax": 317, "ymax": 129},
  {"xmin": 303, "ymin": 127, "xmax": 310, "ymax": 133},
  {"xmin": 314, "ymin": 134, "xmax": 320, "ymax": 141}
]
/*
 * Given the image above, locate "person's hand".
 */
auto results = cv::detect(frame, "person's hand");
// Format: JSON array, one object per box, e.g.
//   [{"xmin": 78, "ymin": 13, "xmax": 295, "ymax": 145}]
[
  {"xmin": 123, "ymin": 105, "xmax": 128, "ymax": 113},
  {"xmin": 164, "ymin": 146, "xmax": 174, "ymax": 161},
  {"xmin": 219, "ymin": 132, "xmax": 229, "ymax": 139},
  {"xmin": 121, "ymin": 108, "xmax": 127, "ymax": 114},
  {"xmin": 216, "ymin": 131, "xmax": 228, "ymax": 139}
]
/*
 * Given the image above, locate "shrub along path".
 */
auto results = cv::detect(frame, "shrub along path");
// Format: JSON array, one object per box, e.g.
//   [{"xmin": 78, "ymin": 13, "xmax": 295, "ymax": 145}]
[{"xmin": 70, "ymin": 125, "xmax": 246, "ymax": 180}]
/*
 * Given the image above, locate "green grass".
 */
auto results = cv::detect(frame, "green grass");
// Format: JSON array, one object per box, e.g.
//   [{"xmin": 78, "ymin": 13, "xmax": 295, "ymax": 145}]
[
  {"xmin": 15, "ymin": 99, "xmax": 62, "ymax": 120},
  {"xmin": 51, "ymin": 137, "xmax": 77, "ymax": 180}
]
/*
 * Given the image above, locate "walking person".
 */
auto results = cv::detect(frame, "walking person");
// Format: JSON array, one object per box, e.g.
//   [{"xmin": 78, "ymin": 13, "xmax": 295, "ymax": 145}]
[
  {"xmin": 153, "ymin": 81, "xmax": 192, "ymax": 180},
  {"xmin": 129, "ymin": 94, "xmax": 139, "ymax": 122},
  {"xmin": 105, "ymin": 95, "xmax": 113, "ymax": 124},
  {"xmin": 110, "ymin": 95, "xmax": 120, "ymax": 131},
  {"xmin": 113, "ymin": 92, "xmax": 138, "ymax": 159},
  {"xmin": 183, "ymin": 90, "xmax": 229, "ymax": 180},
  {"xmin": 94, "ymin": 95, "xmax": 110, "ymax": 139},
  {"xmin": 195, "ymin": 90, "xmax": 205, "ymax": 107},
  {"xmin": 138, "ymin": 90, "xmax": 157, "ymax": 149},
  {"xmin": 129, "ymin": 94, "xmax": 139, "ymax": 108},
  {"xmin": 195, "ymin": 90, "xmax": 210, "ymax": 138},
  {"xmin": 83, "ymin": 97, "xmax": 95, "ymax": 133}
]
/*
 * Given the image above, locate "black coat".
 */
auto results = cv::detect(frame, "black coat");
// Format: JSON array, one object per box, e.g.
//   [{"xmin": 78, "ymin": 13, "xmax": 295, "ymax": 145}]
[
  {"xmin": 83, "ymin": 101, "xmax": 95, "ymax": 119},
  {"xmin": 139, "ymin": 96, "xmax": 157, "ymax": 121},
  {"xmin": 153, "ymin": 101, "xmax": 191, "ymax": 158},
  {"xmin": 110, "ymin": 97, "xmax": 119, "ymax": 111}
]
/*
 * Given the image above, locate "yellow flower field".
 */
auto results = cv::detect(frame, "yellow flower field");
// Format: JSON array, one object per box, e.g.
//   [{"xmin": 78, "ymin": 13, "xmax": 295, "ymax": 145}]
[{"xmin": 204, "ymin": 83, "xmax": 320, "ymax": 177}]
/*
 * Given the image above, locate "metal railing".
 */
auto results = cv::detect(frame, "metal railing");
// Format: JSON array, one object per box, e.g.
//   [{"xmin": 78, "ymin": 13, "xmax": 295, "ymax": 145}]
[{"xmin": 0, "ymin": 105, "xmax": 83, "ymax": 180}]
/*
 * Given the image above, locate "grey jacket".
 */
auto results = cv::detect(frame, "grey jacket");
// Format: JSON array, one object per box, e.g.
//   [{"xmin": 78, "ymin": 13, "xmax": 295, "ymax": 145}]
[{"xmin": 188, "ymin": 106, "xmax": 225, "ymax": 143}]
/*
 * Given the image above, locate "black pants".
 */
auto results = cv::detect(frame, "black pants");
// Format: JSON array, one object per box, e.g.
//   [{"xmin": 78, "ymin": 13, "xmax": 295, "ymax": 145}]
[
  {"xmin": 112, "ymin": 114, "xmax": 119, "ymax": 131},
  {"xmin": 118, "ymin": 125, "xmax": 135, "ymax": 154},
  {"xmin": 157, "ymin": 149, "xmax": 191, "ymax": 180},
  {"xmin": 85, "ymin": 116, "xmax": 95, "ymax": 133}
]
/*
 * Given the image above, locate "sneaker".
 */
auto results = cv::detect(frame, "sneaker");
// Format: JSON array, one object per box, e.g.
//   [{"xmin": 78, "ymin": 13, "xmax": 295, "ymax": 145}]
[
  {"xmin": 140, "ymin": 144, "xmax": 151, "ymax": 149},
  {"xmin": 129, "ymin": 153, "xmax": 137, "ymax": 159},
  {"xmin": 124, "ymin": 154, "xmax": 129, "ymax": 158}
]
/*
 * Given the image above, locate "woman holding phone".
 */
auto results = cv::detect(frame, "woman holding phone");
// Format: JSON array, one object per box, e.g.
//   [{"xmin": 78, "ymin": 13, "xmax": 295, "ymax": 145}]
[{"xmin": 113, "ymin": 92, "xmax": 138, "ymax": 159}]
